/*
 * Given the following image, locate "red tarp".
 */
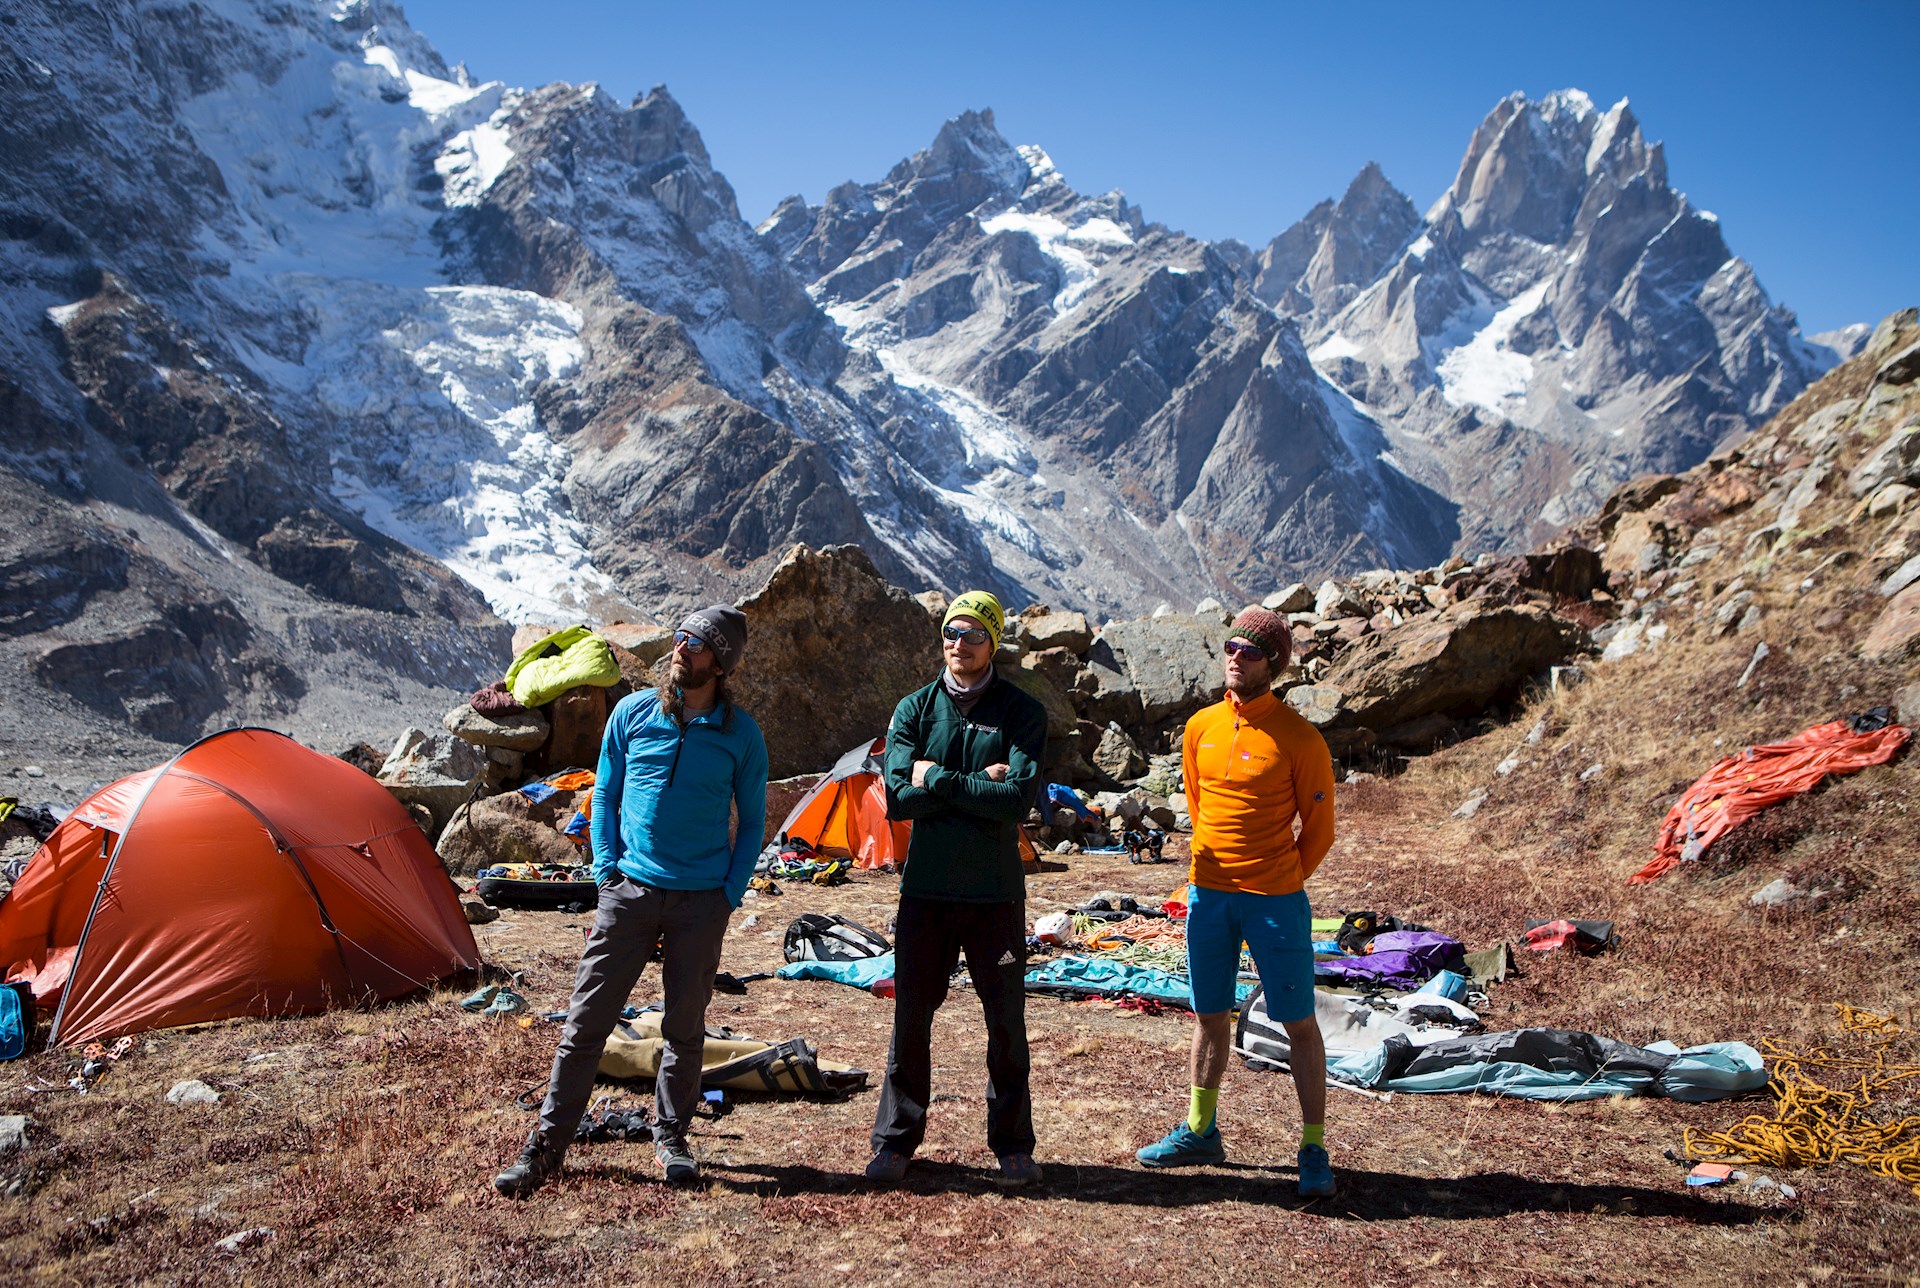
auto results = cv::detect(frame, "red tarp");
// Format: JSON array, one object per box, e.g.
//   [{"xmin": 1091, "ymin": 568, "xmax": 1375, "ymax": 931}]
[{"xmin": 1630, "ymin": 718, "xmax": 1911, "ymax": 884}]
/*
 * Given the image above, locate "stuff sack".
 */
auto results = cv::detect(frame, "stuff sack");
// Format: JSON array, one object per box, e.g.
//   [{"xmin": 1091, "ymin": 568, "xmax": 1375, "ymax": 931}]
[
  {"xmin": 0, "ymin": 982, "xmax": 30, "ymax": 1061},
  {"xmin": 782, "ymin": 913, "xmax": 891, "ymax": 963}
]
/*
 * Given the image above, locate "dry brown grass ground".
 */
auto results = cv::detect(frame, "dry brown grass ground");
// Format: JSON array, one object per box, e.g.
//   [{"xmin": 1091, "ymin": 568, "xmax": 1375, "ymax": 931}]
[{"xmin": 4, "ymin": 759, "xmax": 1917, "ymax": 1288}]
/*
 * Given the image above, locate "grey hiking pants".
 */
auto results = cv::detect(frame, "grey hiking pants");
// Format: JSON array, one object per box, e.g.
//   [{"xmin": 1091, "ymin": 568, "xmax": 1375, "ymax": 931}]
[{"xmin": 535, "ymin": 877, "xmax": 731, "ymax": 1152}]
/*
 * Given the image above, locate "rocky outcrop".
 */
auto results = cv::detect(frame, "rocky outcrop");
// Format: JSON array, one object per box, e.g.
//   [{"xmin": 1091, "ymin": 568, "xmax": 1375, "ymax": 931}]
[
  {"xmin": 443, "ymin": 705, "xmax": 549, "ymax": 751},
  {"xmin": 377, "ymin": 729, "xmax": 492, "ymax": 836},
  {"xmin": 1862, "ymin": 584, "xmax": 1920, "ymax": 663},
  {"xmin": 1560, "ymin": 307, "xmax": 1920, "ymax": 678},
  {"xmin": 1325, "ymin": 605, "xmax": 1586, "ymax": 732},
  {"xmin": 728, "ymin": 545, "xmax": 940, "ymax": 778},
  {"xmin": 436, "ymin": 786, "xmax": 588, "ymax": 876},
  {"xmin": 1097, "ymin": 615, "xmax": 1230, "ymax": 725}
]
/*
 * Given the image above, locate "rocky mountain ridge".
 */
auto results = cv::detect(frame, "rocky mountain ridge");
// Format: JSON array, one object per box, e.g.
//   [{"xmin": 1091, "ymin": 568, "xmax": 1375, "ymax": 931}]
[
  {"xmin": 0, "ymin": 0, "xmax": 1874, "ymax": 773},
  {"xmin": 1282, "ymin": 91, "xmax": 1856, "ymax": 552}
]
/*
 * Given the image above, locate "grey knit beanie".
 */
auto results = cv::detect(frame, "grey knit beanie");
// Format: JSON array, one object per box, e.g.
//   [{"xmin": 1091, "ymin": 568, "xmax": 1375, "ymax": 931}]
[{"xmin": 677, "ymin": 604, "xmax": 748, "ymax": 671}]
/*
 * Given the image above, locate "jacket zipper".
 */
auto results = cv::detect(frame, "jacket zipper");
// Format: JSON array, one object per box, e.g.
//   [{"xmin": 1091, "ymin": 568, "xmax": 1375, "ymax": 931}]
[{"xmin": 667, "ymin": 723, "xmax": 688, "ymax": 788}]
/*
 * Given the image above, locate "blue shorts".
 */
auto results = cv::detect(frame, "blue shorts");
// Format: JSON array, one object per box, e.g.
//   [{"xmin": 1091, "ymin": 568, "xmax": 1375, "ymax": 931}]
[{"xmin": 1185, "ymin": 885, "xmax": 1313, "ymax": 1021}]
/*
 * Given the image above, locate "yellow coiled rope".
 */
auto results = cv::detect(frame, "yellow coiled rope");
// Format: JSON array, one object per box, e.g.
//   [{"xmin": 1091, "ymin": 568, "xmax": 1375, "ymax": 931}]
[{"xmin": 1685, "ymin": 1005, "xmax": 1920, "ymax": 1196}]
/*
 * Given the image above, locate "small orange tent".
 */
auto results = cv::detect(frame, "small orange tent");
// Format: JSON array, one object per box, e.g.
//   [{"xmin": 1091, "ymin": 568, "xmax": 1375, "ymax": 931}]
[
  {"xmin": 0, "ymin": 728, "xmax": 482, "ymax": 1046},
  {"xmin": 779, "ymin": 737, "xmax": 1043, "ymax": 873},
  {"xmin": 779, "ymin": 739, "xmax": 910, "ymax": 870}
]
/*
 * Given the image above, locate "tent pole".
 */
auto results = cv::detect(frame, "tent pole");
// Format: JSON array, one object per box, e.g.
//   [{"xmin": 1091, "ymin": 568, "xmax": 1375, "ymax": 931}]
[{"xmin": 45, "ymin": 740, "xmax": 199, "ymax": 1046}]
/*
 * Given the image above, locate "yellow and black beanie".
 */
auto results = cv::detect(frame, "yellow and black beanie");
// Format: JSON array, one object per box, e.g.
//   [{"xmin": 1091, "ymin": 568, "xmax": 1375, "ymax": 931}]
[{"xmin": 942, "ymin": 590, "xmax": 1006, "ymax": 642}]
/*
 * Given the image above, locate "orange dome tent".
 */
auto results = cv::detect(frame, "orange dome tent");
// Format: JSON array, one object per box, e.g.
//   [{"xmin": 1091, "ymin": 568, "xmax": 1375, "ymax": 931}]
[
  {"xmin": 778, "ymin": 737, "xmax": 1042, "ymax": 873},
  {"xmin": 0, "ymin": 728, "xmax": 482, "ymax": 1046},
  {"xmin": 778, "ymin": 738, "xmax": 910, "ymax": 870}
]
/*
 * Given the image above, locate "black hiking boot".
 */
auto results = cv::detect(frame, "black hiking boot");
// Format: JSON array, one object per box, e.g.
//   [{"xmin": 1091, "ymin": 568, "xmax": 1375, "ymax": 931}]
[
  {"xmin": 655, "ymin": 1133, "xmax": 700, "ymax": 1185},
  {"xmin": 493, "ymin": 1131, "xmax": 564, "ymax": 1199}
]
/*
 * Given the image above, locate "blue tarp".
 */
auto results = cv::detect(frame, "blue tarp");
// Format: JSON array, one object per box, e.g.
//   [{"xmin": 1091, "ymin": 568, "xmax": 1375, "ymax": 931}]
[
  {"xmin": 776, "ymin": 954, "xmax": 895, "ymax": 991},
  {"xmin": 1023, "ymin": 956, "xmax": 1256, "ymax": 1011}
]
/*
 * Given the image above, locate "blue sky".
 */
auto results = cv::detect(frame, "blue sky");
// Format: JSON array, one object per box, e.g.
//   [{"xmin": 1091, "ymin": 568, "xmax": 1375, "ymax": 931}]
[{"xmin": 398, "ymin": 0, "xmax": 1916, "ymax": 335}]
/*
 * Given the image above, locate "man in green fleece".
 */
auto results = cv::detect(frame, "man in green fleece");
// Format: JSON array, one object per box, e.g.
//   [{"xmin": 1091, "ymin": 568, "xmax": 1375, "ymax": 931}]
[
  {"xmin": 866, "ymin": 590, "xmax": 1048, "ymax": 1187},
  {"xmin": 494, "ymin": 605, "xmax": 767, "ymax": 1197}
]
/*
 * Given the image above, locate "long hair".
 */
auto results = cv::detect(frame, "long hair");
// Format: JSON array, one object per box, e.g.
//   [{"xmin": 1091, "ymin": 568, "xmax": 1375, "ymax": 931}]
[{"xmin": 657, "ymin": 669, "xmax": 734, "ymax": 732}]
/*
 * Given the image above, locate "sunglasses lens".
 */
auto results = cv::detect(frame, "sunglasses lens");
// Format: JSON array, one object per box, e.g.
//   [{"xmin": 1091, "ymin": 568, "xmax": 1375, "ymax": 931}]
[{"xmin": 674, "ymin": 631, "xmax": 708, "ymax": 653}]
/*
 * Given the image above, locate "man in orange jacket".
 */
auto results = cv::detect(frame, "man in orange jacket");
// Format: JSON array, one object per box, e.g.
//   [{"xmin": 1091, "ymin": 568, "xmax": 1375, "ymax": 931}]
[{"xmin": 1136, "ymin": 606, "xmax": 1336, "ymax": 1197}]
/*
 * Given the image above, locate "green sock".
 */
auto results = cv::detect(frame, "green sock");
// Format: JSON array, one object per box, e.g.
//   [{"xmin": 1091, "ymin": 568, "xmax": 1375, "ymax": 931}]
[
  {"xmin": 1301, "ymin": 1123, "xmax": 1325, "ymax": 1149},
  {"xmin": 1187, "ymin": 1087, "xmax": 1218, "ymax": 1134}
]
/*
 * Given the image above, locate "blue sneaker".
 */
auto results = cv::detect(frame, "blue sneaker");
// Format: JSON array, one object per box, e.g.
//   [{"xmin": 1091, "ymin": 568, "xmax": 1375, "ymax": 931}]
[
  {"xmin": 1136, "ymin": 1121, "xmax": 1226, "ymax": 1168},
  {"xmin": 1297, "ymin": 1143, "xmax": 1336, "ymax": 1197}
]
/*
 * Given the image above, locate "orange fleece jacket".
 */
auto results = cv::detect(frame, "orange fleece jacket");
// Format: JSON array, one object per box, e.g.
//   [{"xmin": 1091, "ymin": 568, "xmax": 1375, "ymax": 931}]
[{"xmin": 1183, "ymin": 688, "xmax": 1335, "ymax": 895}]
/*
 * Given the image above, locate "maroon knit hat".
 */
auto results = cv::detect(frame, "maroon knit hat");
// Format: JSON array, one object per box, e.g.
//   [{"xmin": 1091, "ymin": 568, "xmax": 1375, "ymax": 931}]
[{"xmin": 1228, "ymin": 606, "xmax": 1292, "ymax": 665}]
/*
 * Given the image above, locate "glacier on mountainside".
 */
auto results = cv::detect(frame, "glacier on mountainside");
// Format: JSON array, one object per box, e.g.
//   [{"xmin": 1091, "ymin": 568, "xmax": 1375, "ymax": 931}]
[{"xmin": 157, "ymin": 10, "xmax": 607, "ymax": 622}]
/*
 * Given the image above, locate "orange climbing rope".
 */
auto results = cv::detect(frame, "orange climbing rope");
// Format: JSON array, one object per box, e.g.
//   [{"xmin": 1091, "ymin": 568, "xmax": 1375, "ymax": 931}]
[{"xmin": 1685, "ymin": 1005, "xmax": 1920, "ymax": 1195}]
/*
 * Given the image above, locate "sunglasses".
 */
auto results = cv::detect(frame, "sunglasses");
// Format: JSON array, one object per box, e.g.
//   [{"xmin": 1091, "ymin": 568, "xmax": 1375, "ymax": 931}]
[
  {"xmin": 1222, "ymin": 639, "xmax": 1269, "ymax": 661},
  {"xmin": 942, "ymin": 623, "xmax": 992, "ymax": 645},
  {"xmin": 672, "ymin": 631, "xmax": 710, "ymax": 654}
]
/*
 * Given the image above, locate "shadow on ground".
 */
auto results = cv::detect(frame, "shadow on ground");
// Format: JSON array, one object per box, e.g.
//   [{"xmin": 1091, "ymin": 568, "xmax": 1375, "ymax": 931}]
[{"xmin": 653, "ymin": 1160, "xmax": 1782, "ymax": 1225}]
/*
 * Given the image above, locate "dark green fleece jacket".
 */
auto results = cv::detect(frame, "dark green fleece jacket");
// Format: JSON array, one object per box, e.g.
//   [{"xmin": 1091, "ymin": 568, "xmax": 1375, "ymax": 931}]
[{"xmin": 883, "ymin": 669, "xmax": 1047, "ymax": 903}]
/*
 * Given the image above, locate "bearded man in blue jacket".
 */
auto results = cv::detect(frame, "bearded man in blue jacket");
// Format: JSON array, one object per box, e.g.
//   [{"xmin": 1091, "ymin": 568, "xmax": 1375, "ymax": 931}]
[{"xmin": 495, "ymin": 604, "xmax": 768, "ymax": 1196}]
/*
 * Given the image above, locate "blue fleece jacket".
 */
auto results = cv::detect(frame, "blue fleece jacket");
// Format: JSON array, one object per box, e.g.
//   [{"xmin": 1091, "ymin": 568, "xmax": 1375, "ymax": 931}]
[{"xmin": 589, "ymin": 688, "xmax": 769, "ymax": 907}]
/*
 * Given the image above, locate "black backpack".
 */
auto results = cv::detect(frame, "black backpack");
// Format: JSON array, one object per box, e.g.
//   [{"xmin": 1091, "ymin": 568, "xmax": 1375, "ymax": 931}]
[{"xmin": 782, "ymin": 913, "xmax": 891, "ymax": 963}]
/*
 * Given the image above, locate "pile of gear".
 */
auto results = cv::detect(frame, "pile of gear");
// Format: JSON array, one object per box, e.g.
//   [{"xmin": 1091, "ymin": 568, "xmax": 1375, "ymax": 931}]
[{"xmin": 755, "ymin": 836, "xmax": 853, "ymax": 888}]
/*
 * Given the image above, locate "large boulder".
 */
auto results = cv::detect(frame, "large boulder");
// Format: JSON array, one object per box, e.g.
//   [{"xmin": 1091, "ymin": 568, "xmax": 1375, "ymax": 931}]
[
  {"xmin": 1849, "ymin": 423, "xmax": 1920, "ymax": 498},
  {"xmin": 1324, "ymin": 605, "xmax": 1583, "ymax": 732},
  {"xmin": 1003, "ymin": 665, "xmax": 1075, "ymax": 741},
  {"xmin": 602, "ymin": 638, "xmax": 657, "ymax": 693},
  {"xmin": 1016, "ymin": 609, "xmax": 1093, "ymax": 654},
  {"xmin": 729, "ymin": 544, "xmax": 940, "ymax": 777},
  {"xmin": 1862, "ymin": 582, "xmax": 1920, "ymax": 663},
  {"xmin": 1283, "ymin": 684, "xmax": 1344, "ymax": 727},
  {"xmin": 1876, "ymin": 340, "xmax": 1920, "ymax": 388},
  {"xmin": 598, "ymin": 621, "xmax": 675, "ymax": 667},
  {"xmin": 1097, "ymin": 614, "xmax": 1228, "ymax": 724},
  {"xmin": 377, "ymin": 728, "xmax": 490, "ymax": 837},
  {"xmin": 1520, "ymin": 547, "xmax": 1606, "ymax": 600},
  {"xmin": 442, "ymin": 703, "xmax": 549, "ymax": 751},
  {"xmin": 1264, "ymin": 582, "xmax": 1316, "ymax": 613},
  {"xmin": 536, "ymin": 685, "xmax": 612, "ymax": 776},
  {"xmin": 1091, "ymin": 721, "xmax": 1147, "ymax": 782},
  {"xmin": 509, "ymin": 623, "xmax": 563, "ymax": 655},
  {"xmin": 1600, "ymin": 510, "xmax": 1675, "ymax": 577},
  {"xmin": 1076, "ymin": 640, "xmax": 1143, "ymax": 728},
  {"xmin": 1020, "ymin": 645, "xmax": 1083, "ymax": 694},
  {"xmin": 436, "ymin": 787, "xmax": 588, "ymax": 876},
  {"xmin": 1281, "ymin": 683, "xmax": 1376, "ymax": 758},
  {"xmin": 1316, "ymin": 579, "xmax": 1371, "ymax": 619}
]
